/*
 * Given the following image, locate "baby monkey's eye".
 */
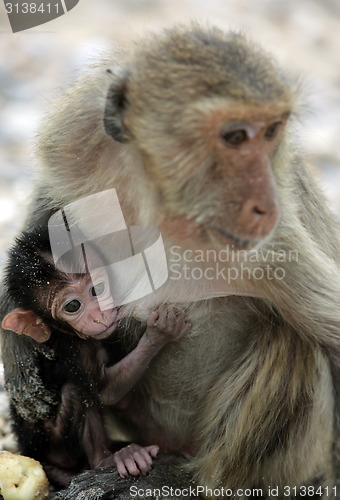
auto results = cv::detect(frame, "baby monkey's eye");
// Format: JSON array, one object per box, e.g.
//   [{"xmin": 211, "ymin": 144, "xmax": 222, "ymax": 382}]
[
  {"xmin": 264, "ymin": 121, "xmax": 282, "ymax": 141},
  {"xmin": 222, "ymin": 129, "xmax": 248, "ymax": 146},
  {"xmin": 91, "ymin": 281, "xmax": 105, "ymax": 297},
  {"xmin": 64, "ymin": 299, "xmax": 82, "ymax": 313}
]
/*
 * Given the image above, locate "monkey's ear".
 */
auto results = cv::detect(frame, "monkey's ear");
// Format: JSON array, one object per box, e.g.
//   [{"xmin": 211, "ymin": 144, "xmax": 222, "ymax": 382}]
[
  {"xmin": 1, "ymin": 308, "xmax": 51, "ymax": 343},
  {"xmin": 103, "ymin": 69, "xmax": 131, "ymax": 143}
]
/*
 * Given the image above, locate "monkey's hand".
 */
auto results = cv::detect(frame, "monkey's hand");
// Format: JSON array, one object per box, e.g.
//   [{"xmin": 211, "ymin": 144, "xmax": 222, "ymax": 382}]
[
  {"xmin": 53, "ymin": 454, "xmax": 197, "ymax": 500},
  {"xmin": 111, "ymin": 444, "xmax": 159, "ymax": 479},
  {"xmin": 146, "ymin": 305, "xmax": 192, "ymax": 345}
]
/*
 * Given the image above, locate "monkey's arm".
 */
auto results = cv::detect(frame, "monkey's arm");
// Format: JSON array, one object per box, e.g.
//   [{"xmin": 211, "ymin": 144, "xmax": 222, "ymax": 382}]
[
  {"xmin": 100, "ymin": 330, "xmax": 169, "ymax": 406},
  {"xmin": 82, "ymin": 405, "xmax": 114, "ymax": 469},
  {"xmin": 100, "ymin": 308, "xmax": 191, "ymax": 405}
]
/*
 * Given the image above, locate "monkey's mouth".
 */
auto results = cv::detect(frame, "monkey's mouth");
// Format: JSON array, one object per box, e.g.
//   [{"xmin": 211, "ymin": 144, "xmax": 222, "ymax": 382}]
[
  {"xmin": 210, "ymin": 225, "xmax": 260, "ymax": 250},
  {"xmin": 93, "ymin": 321, "xmax": 119, "ymax": 339},
  {"xmin": 93, "ymin": 307, "xmax": 124, "ymax": 339}
]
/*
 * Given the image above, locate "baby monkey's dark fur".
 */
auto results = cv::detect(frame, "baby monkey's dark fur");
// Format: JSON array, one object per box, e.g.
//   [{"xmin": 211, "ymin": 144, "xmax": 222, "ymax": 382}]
[
  {"xmin": 1, "ymin": 227, "xmax": 130, "ymax": 486},
  {"xmin": 1, "ymin": 226, "xmax": 190, "ymax": 487}
]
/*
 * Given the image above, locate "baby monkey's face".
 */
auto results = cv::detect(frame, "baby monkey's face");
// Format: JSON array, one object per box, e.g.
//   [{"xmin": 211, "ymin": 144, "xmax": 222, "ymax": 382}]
[{"xmin": 51, "ymin": 269, "xmax": 122, "ymax": 340}]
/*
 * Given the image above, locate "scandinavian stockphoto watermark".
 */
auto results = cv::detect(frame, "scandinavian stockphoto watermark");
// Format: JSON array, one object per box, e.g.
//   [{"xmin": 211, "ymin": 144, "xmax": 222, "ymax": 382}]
[
  {"xmin": 47, "ymin": 189, "xmax": 297, "ymax": 308},
  {"xmin": 3, "ymin": 0, "xmax": 79, "ymax": 33},
  {"xmin": 168, "ymin": 245, "xmax": 298, "ymax": 284}
]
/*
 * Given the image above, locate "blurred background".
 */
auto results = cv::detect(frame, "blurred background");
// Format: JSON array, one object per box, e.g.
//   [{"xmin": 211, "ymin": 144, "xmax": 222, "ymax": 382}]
[{"xmin": 0, "ymin": 0, "xmax": 339, "ymax": 448}]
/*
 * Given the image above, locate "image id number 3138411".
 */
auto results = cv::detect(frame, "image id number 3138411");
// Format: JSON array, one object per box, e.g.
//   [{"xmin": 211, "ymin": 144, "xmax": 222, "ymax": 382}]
[
  {"xmin": 5, "ymin": 2, "xmax": 60, "ymax": 13},
  {"xmin": 283, "ymin": 486, "xmax": 336, "ymax": 496}
]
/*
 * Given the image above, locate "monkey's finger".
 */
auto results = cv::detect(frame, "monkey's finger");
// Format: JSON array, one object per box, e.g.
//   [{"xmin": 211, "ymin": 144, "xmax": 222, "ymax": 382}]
[
  {"xmin": 132, "ymin": 451, "xmax": 152, "ymax": 474},
  {"xmin": 168, "ymin": 313, "xmax": 179, "ymax": 329},
  {"xmin": 136, "ymin": 446, "xmax": 154, "ymax": 465},
  {"xmin": 153, "ymin": 304, "xmax": 168, "ymax": 326},
  {"xmin": 174, "ymin": 308, "xmax": 187, "ymax": 323},
  {"xmin": 147, "ymin": 310, "xmax": 159, "ymax": 327},
  {"xmin": 123, "ymin": 456, "xmax": 142, "ymax": 476},
  {"xmin": 159, "ymin": 307, "xmax": 177, "ymax": 330},
  {"xmin": 172, "ymin": 314, "xmax": 192, "ymax": 336},
  {"xmin": 145, "ymin": 444, "xmax": 160, "ymax": 458},
  {"xmin": 157, "ymin": 304, "xmax": 168, "ymax": 315},
  {"xmin": 113, "ymin": 455, "xmax": 129, "ymax": 479},
  {"xmin": 175, "ymin": 313, "xmax": 187, "ymax": 328}
]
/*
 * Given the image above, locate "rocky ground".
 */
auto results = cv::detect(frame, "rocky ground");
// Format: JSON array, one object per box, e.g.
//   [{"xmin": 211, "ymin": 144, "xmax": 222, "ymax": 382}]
[{"xmin": 0, "ymin": 0, "xmax": 339, "ymax": 451}]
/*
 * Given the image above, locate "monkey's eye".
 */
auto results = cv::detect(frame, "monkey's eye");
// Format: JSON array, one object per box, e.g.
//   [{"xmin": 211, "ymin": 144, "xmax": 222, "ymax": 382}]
[
  {"xmin": 222, "ymin": 129, "xmax": 248, "ymax": 146},
  {"xmin": 64, "ymin": 299, "xmax": 82, "ymax": 313},
  {"xmin": 264, "ymin": 122, "xmax": 282, "ymax": 141},
  {"xmin": 91, "ymin": 281, "xmax": 105, "ymax": 297}
]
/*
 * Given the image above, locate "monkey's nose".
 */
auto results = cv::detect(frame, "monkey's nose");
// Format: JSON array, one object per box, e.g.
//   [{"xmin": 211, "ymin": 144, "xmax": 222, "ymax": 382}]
[
  {"xmin": 238, "ymin": 198, "xmax": 279, "ymax": 237},
  {"xmin": 252, "ymin": 205, "xmax": 266, "ymax": 216}
]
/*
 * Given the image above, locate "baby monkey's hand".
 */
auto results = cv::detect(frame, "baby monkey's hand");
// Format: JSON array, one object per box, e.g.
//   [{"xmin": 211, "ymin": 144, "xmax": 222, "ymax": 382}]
[
  {"xmin": 146, "ymin": 304, "xmax": 192, "ymax": 345},
  {"xmin": 113, "ymin": 443, "xmax": 159, "ymax": 478}
]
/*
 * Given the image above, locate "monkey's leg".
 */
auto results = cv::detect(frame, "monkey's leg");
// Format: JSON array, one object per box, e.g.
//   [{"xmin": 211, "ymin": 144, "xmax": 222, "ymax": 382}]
[
  {"xmin": 254, "ymin": 226, "xmax": 340, "ymax": 492},
  {"xmin": 190, "ymin": 317, "xmax": 334, "ymax": 499},
  {"xmin": 53, "ymin": 456, "xmax": 198, "ymax": 500}
]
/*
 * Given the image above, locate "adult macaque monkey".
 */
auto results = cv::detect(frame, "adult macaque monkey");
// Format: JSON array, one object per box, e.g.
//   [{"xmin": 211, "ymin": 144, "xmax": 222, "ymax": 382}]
[
  {"xmin": 1, "ymin": 24, "xmax": 340, "ymax": 499},
  {"xmin": 1, "ymin": 226, "xmax": 191, "ymax": 487}
]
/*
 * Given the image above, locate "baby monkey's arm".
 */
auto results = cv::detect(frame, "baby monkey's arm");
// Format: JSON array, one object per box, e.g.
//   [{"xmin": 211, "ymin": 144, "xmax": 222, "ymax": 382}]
[{"xmin": 100, "ymin": 305, "xmax": 191, "ymax": 405}]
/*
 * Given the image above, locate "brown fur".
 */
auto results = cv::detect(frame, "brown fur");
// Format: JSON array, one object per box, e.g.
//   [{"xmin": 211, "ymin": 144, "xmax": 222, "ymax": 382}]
[{"xmin": 4, "ymin": 25, "xmax": 340, "ymax": 498}]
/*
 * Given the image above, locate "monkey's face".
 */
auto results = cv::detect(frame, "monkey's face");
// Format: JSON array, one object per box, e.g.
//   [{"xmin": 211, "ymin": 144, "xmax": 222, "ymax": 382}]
[
  {"xmin": 131, "ymin": 102, "xmax": 290, "ymax": 251},
  {"xmin": 104, "ymin": 28, "xmax": 294, "ymax": 251},
  {"xmin": 199, "ymin": 103, "xmax": 290, "ymax": 250},
  {"xmin": 50, "ymin": 270, "xmax": 122, "ymax": 340}
]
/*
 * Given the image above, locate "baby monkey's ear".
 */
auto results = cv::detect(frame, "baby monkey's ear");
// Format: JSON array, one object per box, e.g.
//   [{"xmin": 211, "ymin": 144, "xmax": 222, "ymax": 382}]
[{"xmin": 2, "ymin": 309, "xmax": 51, "ymax": 343}]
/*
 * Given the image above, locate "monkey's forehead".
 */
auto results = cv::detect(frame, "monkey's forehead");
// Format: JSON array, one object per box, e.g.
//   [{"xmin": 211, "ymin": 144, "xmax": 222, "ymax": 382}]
[{"xmin": 127, "ymin": 26, "xmax": 292, "ymax": 105}]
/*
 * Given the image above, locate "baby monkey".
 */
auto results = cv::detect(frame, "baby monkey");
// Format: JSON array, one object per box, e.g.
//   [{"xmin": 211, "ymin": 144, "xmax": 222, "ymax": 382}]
[{"xmin": 1, "ymin": 226, "xmax": 191, "ymax": 486}]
